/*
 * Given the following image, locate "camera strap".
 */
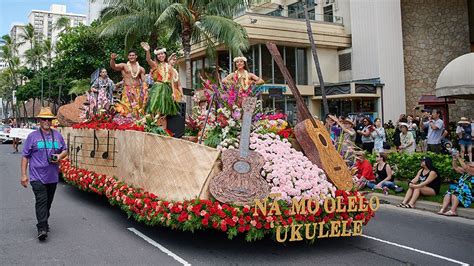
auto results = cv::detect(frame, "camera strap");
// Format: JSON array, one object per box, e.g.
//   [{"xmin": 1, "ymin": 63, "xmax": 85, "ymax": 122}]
[{"xmin": 39, "ymin": 129, "xmax": 56, "ymax": 158}]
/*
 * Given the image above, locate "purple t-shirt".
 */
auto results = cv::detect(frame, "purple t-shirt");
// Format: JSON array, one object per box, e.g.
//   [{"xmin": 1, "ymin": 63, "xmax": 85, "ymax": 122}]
[{"xmin": 22, "ymin": 129, "xmax": 67, "ymax": 184}]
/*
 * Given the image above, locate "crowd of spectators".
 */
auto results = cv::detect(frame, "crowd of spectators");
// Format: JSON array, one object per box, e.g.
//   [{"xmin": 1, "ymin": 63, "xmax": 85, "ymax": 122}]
[{"xmin": 324, "ymin": 109, "xmax": 473, "ymax": 213}]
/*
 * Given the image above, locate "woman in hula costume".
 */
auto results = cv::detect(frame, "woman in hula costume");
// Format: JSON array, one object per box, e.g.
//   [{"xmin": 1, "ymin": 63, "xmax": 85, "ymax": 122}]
[
  {"xmin": 141, "ymin": 42, "xmax": 180, "ymax": 120},
  {"xmin": 222, "ymin": 56, "xmax": 264, "ymax": 93}
]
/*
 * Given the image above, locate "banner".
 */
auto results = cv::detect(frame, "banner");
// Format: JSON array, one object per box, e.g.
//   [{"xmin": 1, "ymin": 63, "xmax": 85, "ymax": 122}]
[{"xmin": 9, "ymin": 128, "xmax": 35, "ymax": 139}]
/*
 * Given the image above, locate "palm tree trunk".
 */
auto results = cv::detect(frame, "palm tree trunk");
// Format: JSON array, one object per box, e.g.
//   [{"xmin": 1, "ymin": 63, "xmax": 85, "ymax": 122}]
[
  {"xmin": 304, "ymin": 1, "xmax": 329, "ymax": 117},
  {"xmin": 32, "ymin": 98, "xmax": 36, "ymax": 117},
  {"xmin": 182, "ymin": 24, "xmax": 193, "ymax": 115},
  {"xmin": 23, "ymin": 101, "xmax": 27, "ymax": 120}
]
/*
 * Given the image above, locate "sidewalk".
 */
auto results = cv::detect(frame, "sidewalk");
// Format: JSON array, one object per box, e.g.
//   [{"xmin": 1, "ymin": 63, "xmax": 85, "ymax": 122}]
[{"xmin": 367, "ymin": 192, "xmax": 474, "ymax": 219}]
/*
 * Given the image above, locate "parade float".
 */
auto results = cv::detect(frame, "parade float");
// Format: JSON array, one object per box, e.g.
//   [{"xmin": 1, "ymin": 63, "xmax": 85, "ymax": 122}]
[{"xmin": 58, "ymin": 43, "xmax": 377, "ymax": 243}]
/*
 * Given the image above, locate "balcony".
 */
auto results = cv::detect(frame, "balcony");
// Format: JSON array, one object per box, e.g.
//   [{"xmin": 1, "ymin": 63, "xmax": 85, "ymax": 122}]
[{"xmin": 233, "ymin": 12, "xmax": 350, "ymax": 48}]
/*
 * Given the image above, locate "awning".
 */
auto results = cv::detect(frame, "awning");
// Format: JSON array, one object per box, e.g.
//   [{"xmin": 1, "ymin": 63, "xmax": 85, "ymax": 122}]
[
  {"xmin": 435, "ymin": 53, "xmax": 474, "ymax": 99},
  {"xmin": 418, "ymin": 95, "xmax": 455, "ymax": 105}
]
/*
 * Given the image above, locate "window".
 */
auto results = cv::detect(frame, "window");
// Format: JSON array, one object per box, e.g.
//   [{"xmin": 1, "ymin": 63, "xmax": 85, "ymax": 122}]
[
  {"xmin": 192, "ymin": 58, "xmax": 203, "ymax": 90},
  {"xmin": 288, "ymin": 0, "xmax": 316, "ymax": 19},
  {"xmin": 261, "ymin": 45, "xmax": 273, "ymax": 84},
  {"xmin": 273, "ymin": 46, "xmax": 285, "ymax": 84},
  {"xmin": 323, "ymin": 5, "xmax": 334, "ymax": 23},
  {"xmin": 286, "ymin": 47, "xmax": 296, "ymax": 84},
  {"xmin": 339, "ymin": 53, "xmax": 351, "ymax": 71},
  {"xmin": 296, "ymin": 48, "xmax": 308, "ymax": 85}
]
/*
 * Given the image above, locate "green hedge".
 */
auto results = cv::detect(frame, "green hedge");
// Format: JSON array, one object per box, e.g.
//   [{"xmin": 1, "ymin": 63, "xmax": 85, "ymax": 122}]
[{"xmin": 367, "ymin": 152, "xmax": 456, "ymax": 181}]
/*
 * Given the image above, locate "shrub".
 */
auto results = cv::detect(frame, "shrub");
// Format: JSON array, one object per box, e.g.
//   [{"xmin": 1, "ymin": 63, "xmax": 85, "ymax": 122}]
[{"xmin": 367, "ymin": 152, "xmax": 456, "ymax": 181}]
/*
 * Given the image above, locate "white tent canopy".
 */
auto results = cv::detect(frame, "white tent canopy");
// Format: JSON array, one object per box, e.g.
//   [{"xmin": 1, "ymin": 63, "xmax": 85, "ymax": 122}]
[{"xmin": 436, "ymin": 53, "xmax": 474, "ymax": 99}]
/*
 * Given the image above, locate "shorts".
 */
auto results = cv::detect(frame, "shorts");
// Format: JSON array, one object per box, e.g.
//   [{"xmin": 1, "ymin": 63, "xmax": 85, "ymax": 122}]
[{"xmin": 459, "ymin": 139, "xmax": 472, "ymax": 147}]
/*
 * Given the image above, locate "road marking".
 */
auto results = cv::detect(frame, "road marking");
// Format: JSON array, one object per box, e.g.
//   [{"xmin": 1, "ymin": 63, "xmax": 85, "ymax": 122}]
[
  {"xmin": 362, "ymin": 234, "xmax": 469, "ymax": 266},
  {"xmin": 128, "ymin": 227, "xmax": 191, "ymax": 266}
]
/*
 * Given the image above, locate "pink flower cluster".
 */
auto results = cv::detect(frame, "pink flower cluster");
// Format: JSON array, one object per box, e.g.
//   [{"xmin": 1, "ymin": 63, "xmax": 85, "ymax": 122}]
[{"xmin": 249, "ymin": 133, "xmax": 336, "ymax": 203}]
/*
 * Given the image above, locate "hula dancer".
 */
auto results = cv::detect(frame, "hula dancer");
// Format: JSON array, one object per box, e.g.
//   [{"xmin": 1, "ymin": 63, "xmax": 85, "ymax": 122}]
[
  {"xmin": 141, "ymin": 42, "xmax": 180, "ymax": 124},
  {"xmin": 222, "ymin": 56, "xmax": 264, "ymax": 93},
  {"xmin": 110, "ymin": 50, "xmax": 148, "ymax": 118},
  {"xmin": 168, "ymin": 53, "xmax": 183, "ymax": 103}
]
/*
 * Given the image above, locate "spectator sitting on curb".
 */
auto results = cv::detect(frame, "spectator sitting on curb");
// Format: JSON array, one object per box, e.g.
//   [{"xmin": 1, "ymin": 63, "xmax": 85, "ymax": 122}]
[
  {"xmin": 438, "ymin": 153, "xmax": 474, "ymax": 216},
  {"xmin": 366, "ymin": 153, "xmax": 403, "ymax": 194},
  {"xmin": 352, "ymin": 152, "xmax": 375, "ymax": 190},
  {"xmin": 397, "ymin": 156, "xmax": 441, "ymax": 208}
]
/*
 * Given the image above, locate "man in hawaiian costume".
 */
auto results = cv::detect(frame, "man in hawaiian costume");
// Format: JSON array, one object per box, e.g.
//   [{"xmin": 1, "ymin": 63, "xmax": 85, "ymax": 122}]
[
  {"xmin": 141, "ymin": 42, "xmax": 180, "ymax": 118},
  {"xmin": 222, "ymin": 56, "xmax": 264, "ymax": 93},
  {"xmin": 110, "ymin": 50, "xmax": 147, "ymax": 118}
]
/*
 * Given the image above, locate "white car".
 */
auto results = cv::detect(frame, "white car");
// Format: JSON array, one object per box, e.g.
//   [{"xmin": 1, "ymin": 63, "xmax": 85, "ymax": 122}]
[{"xmin": 0, "ymin": 125, "xmax": 14, "ymax": 144}]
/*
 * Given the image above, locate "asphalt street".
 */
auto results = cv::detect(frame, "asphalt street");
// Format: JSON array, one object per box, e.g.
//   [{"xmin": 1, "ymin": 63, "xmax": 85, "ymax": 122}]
[{"xmin": 1, "ymin": 143, "xmax": 473, "ymax": 265}]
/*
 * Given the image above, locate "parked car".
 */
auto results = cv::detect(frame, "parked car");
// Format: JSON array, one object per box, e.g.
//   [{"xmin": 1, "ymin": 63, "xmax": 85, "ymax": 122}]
[{"xmin": 0, "ymin": 125, "xmax": 13, "ymax": 144}]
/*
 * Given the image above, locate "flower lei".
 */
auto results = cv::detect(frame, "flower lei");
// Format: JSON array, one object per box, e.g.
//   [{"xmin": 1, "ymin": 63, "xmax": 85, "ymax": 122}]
[
  {"xmin": 127, "ymin": 62, "xmax": 141, "ymax": 79},
  {"xmin": 233, "ymin": 70, "xmax": 251, "ymax": 91}
]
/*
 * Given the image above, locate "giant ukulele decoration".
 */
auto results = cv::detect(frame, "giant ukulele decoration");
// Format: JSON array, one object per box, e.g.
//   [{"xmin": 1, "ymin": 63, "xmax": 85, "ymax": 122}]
[
  {"xmin": 266, "ymin": 42, "xmax": 353, "ymax": 191},
  {"xmin": 209, "ymin": 97, "xmax": 270, "ymax": 205}
]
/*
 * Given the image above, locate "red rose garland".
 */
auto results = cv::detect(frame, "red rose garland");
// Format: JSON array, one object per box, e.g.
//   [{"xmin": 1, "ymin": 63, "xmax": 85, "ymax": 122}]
[{"xmin": 59, "ymin": 159, "xmax": 375, "ymax": 242}]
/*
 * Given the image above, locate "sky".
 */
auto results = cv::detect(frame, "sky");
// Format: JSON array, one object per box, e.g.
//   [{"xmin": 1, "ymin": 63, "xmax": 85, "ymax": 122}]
[{"xmin": 0, "ymin": 0, "xmax": 88, "ymax": 36}]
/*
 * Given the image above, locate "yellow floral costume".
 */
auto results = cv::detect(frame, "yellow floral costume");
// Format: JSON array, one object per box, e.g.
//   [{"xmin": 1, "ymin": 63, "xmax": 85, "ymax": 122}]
[{"xmin": 115, "ymin": 79, "xmax": 148, "ymax": 118}]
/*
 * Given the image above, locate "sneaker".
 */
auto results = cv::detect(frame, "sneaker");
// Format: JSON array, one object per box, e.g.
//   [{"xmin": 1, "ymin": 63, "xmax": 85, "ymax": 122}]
[
  {"xmin": 383, "ymin": 187, "xmax": 389, "ymax": 195},
  {"xmin": 38, "ymin": 230, "xmax": 48, "ymax": 241},
  {"xmin": 394, "ymin": 186, "xmax": 404, "ymax": 193}
]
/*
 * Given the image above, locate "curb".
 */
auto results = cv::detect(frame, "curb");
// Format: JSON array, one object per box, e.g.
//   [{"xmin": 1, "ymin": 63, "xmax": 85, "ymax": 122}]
[{"xmin": 367, "ymin": 192, "xmax": 474, "ymax": 220}]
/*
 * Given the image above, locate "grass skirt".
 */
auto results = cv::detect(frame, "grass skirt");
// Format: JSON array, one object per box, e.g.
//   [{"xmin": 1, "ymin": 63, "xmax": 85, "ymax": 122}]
[{"xmin": 147, "ymin": 82, "xmax": 179, "ymax": 116}]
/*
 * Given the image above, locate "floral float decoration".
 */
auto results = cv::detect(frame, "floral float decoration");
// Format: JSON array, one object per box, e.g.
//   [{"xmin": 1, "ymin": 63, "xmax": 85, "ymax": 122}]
[{"xmin": 61, "ymin": 76, "xmax": 378, "ymax": 243}]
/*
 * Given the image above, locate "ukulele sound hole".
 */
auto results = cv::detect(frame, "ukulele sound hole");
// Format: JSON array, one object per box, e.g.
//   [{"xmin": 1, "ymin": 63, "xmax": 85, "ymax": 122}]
[
  {"xmin": 334, "ymin": 166, "xmax": 341, "ymax": 171},
  {"xmin": 318, "ymin": 134, "xmax": 328, "ymax": 147},
  {"xmin": 233, "ymin": 161, "xmax": 251, "ymax": 174}
]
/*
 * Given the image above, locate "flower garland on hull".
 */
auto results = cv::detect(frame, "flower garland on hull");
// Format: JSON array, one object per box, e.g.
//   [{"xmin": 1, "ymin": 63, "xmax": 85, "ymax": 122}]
[{"xmin": 60, "ymin": 159, "xmax": 375, "ymax": 242}]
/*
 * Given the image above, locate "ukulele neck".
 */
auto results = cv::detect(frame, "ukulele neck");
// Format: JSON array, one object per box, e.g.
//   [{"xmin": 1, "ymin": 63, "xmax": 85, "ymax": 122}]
[{"xmin": 239, "ymin": 111, "xmax": 251, "ymax": 158}]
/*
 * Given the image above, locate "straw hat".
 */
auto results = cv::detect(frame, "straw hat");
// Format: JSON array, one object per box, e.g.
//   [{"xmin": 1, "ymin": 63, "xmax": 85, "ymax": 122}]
[
  {"xmin": 36, "ymin": 107, "xmax": 55, "ymax": 119},
  {"xmin": 343, "ymin": 118, "xmax": 355, "ymax": 126},
  {"xmin": 458, "ymin": 117, "xmax": 470, "ymax": 124}
]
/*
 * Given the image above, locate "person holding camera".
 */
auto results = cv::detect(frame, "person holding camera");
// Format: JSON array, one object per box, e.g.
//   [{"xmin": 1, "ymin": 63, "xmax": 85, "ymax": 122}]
[
  {"xmin": 20, "ymin": 107, "xmax": 68, "ymax": 241},
  {"xmin": 438, "ymin": 152, "xmax": 474, "ymax": 216},
  {"xmin": 456, "ymin": 117, "xmax": 473, "ymax": 163},
  {"xmin": 357, "ymin": 118, "xmax": 375, "ymax": 152},
  {"xmin": 422, "ymin": 109, "xmax": 444, "ymax": 153}
]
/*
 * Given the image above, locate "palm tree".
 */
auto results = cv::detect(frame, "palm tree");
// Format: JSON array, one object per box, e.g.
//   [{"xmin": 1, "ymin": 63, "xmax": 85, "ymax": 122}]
[
  {"xmin": 99, "ymin": 0, "xmax": 167, "ymax": 51},
  {"xmin": 155, "ymin": 0, "xmax": 249, "ymax": 93},
  {"xmin": 20, "ymin": 23, "xmax": 35, "ymax": 50},
  {"xmin": 54, "ymin": 17, "xmax": 71, "ymax": 33},
  {"xmin": 24, "ymin": 40, "xmax": 45, "ymax": 71},
  {"xmin": 44, "ymin": 39, "xmax": 54, "ymax": 102},
  {"xmin": 100, "ymin": 0, "xmax": 249, "ymax": 111}
]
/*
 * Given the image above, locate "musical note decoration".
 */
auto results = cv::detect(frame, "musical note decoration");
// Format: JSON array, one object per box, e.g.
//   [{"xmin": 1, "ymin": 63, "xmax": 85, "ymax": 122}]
[{"xmin": 71, "ymin": 130, "xmax": 117, "ymax": 168}]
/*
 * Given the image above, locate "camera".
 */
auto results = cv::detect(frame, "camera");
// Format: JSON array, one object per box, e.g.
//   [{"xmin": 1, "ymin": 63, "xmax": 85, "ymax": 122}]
[
  {"xmin": 48, "ymin": 155, "xmax": 58, "ymax": 164},
  {"xmin": 451, "ymin": 148, "xmax": 458, "ymax": 157}
]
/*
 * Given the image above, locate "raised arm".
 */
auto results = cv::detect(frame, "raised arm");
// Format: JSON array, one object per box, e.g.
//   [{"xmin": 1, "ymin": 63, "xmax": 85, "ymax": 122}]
[
  {"xmin": 452, "ymin": 155, "xmax": 465, "ymax": 174},
  {"xmin": 110, "ymin": 53, "xmax": 123, "ymax": 71},
  {"xmin": 141, "ymin": 42, "xmax": 156, "ymax": 69}
]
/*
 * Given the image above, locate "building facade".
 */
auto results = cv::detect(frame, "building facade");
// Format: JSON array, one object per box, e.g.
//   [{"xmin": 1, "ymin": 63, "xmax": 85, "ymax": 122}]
[
  {"xmin": 28, "ymin": 4, "xmax": 86, "ymax": 45},
  {"xmin": 180, "ymin": 0, "xmax": 473, "ymax": 124},
  {"xmin": 10, "ymin": 4, "xmax": 87, "ymax": 64}
]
